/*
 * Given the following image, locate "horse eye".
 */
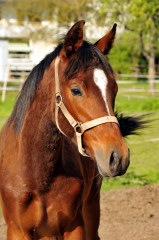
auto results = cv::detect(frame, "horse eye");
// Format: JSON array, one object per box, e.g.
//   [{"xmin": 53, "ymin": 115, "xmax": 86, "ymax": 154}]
[{"xmin": 71, "ymin": 88, "xmax": 82, "ymax": 96}]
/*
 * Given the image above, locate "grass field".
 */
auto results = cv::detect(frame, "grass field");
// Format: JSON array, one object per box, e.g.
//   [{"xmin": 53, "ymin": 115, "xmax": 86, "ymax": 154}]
[{"xmin": 0, "ymin": 85, "xmax": 159, "ymax": 191}]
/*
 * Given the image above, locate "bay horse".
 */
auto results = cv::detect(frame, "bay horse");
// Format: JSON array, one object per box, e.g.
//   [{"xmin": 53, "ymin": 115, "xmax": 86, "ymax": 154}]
[{"xmin": 0, "ymin": 20, "xmax": 143, "ymax": 240}]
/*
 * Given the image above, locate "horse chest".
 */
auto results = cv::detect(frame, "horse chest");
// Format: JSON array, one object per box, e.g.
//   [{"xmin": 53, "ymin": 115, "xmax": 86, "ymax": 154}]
[{"xmin": 37, "ymin": 176, "xmax": 84, "ymax": 237}]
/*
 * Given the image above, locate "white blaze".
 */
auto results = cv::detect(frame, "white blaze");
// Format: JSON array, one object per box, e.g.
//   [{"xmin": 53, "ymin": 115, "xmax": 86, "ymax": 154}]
[{"xmin": 93, "ymin": 68, "xmax": 110, "ymax": 115}]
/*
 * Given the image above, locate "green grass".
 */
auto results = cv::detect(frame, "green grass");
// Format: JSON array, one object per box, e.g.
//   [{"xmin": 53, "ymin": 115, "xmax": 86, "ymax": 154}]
[
  {"xmin": 116, "ymin": 94, "xmax": 159, "ymax": 112},
  {"xmin": 116, "ymin": 82, "xmax": 159, "ymax": 112},
  {"xmin": 0, "ymin": 89, "xmax": 159, "ymax": 191},
  {"xmin": 0, "ymin": 92, "xmax": 17, "ymax": 120},
  {"xmin": 0, "ymin": 92, "xmax": 17, "ymax": 130}
]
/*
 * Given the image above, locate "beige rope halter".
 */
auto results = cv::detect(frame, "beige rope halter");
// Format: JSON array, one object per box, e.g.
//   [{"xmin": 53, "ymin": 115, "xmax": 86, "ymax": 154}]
[{"xmin": 54, "ymin": 56, "xmax": 118, "ymax": 157}]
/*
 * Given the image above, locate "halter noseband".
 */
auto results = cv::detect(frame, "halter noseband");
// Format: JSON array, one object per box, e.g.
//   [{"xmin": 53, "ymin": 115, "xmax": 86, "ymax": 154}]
[{"xmin": 54, "ymin": 56, "xmax": 118, "ymax": 157}]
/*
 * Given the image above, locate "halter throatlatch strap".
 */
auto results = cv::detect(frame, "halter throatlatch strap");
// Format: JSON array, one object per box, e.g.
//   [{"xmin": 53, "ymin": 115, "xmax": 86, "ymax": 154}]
[{"xmin": 54, "ymin": 56, "xmax": 119, "ymax": 157}]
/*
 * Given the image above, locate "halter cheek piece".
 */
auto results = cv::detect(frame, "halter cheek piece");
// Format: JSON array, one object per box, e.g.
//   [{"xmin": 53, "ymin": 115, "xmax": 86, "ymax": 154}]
[{"xmin": 54, "ymin": 56, "xmax": 118, "ymax": 157}]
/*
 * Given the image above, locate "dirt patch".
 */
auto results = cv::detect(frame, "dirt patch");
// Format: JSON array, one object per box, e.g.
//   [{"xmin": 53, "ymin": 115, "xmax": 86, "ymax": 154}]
[
  {"xmin": 1, "ymin": 185, "xmax": 159, "ymax": 240},
  {"xmin": 99, "ymin": 185, "xmax": 159, "ymax": 240}
]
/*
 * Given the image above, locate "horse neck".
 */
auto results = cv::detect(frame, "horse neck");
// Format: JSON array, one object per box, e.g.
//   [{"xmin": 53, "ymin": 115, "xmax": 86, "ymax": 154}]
[
  {"xmin": 18, "ymin": 64, "xmax": 85, "ymax": 190},
  {"xmin": 18, "ymin": 64, "xmax": 63, "ymax": 189}
]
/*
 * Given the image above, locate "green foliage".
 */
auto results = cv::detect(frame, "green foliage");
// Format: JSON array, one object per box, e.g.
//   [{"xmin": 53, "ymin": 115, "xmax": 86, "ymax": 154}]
[
  {"xmin": 3, "ymin": 0, "xmax": 94, "ymax": 25},
  {"xmin": 100, "ymin": 0, "xmax": 159, "ymax": 75},
  {"xmin": 108, "ymin": 32, "xmax": 140, "ymax": 73},
  {"xmin": 55, "ymin": 0, "xmax": 94, "ymax": 26},
  {"xmin": 4, "ymin": 0, "xmax": 56, "ymax": 22},
  {"xmin": 1, "ymin": 0, "xmax": 94, "ymax": 40}
]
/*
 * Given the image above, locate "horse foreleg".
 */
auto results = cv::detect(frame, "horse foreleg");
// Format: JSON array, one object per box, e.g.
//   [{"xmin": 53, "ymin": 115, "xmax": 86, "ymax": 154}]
[
  {"xmin": 82, "ymin": 200, "xmax": 100, "ymax": 240},
  {"xmin": 82, "ymin": 187, "xmax": 101, "ymax": 240}
]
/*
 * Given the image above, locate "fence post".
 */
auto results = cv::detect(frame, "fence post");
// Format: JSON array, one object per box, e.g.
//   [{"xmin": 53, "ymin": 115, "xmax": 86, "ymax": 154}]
[{"xmin": 2, "ymin": 64, "xmax": 9, "ymax": 102}]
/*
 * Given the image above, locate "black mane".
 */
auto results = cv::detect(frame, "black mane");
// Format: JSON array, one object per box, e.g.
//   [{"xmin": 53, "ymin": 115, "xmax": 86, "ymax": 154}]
[
  {"xmin": 116, "ymin": 112, "xmax": 149, "ymax": 137},
  {"xmin": 7, "ymin": 41, "xmax": 114, "ymax": 133}
]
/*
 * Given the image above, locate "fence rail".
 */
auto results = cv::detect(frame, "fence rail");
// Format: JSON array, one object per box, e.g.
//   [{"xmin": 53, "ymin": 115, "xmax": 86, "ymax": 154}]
[
  {"xmin": 0, "ymin": 59, "xmax": 34, "ymax": 101},
  {"xmin": 117, "ymin": 80, "xmax": 159, "ymax": 84},
  {"xmin": 119, "ymin": 74, "xmax": 159, "ymax": 78}
]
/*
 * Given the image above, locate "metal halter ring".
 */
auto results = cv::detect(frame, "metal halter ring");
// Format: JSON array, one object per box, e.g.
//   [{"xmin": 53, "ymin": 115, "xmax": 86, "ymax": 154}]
[
  {"xmin": 55, "ymin": 93, "xmax": 62, "ymax": 105},
  {"xmin": 73, "ymin": 122, "xmax": 83, "ymax": 134}
]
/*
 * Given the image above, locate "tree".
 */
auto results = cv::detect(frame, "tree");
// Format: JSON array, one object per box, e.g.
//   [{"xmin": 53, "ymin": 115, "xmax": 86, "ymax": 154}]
[{"xmin": 100, "ymin": 0, "xmax": 159, "ymax": 95}]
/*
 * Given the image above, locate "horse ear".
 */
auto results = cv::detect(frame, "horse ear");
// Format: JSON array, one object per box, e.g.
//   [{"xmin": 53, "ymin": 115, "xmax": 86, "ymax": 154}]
[
  {"xmin": 95, "ymin": 23, "xmax": 117, "ymax": 55},
  {"xmin": 60, "ymin": 20, "xmax": 85, "ymax": 60}
]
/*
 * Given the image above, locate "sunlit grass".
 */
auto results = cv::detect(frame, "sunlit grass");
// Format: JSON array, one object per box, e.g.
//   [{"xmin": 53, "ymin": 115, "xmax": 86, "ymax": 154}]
[
  {"xmin": 0, "ymin": 92, "xmax": 17, "ymax": 121},
  {"xmin": 115, "ymin": 94, "xmax": 159, "ymax": 112}
]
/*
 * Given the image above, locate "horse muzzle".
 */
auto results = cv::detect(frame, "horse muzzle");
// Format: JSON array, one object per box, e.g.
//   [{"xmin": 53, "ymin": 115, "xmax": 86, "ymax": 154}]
[{"xmin": 95, "ymin": 148, "xmax": 130, "ymax": 177}]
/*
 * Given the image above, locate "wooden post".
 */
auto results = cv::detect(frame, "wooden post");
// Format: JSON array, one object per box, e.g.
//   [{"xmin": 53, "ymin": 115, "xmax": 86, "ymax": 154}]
[{"xmin": 2, "ymin": 64, "xmax": 9, "ymax": 102}]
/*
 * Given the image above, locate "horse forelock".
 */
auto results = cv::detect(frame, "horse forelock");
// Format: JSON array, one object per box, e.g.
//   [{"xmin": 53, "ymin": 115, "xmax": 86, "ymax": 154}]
[{"xmin": 65, "ymin": 41, "xmax": 114, "ymax": 80}]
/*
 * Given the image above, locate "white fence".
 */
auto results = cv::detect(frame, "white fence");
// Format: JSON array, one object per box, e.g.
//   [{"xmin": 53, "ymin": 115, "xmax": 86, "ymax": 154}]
[
  {"xmin": 116, "ymin": 75, "xmax": 159, "ymax": 94},
  {"xmin": 0, "ymin": 59, "xmax": 35, "ymax": 101}
]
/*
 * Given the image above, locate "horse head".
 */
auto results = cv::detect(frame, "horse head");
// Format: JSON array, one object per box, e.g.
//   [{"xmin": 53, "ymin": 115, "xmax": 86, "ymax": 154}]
[{"xmin": 53, "ymin": 20, "xmax": 130, "ymax": 177}]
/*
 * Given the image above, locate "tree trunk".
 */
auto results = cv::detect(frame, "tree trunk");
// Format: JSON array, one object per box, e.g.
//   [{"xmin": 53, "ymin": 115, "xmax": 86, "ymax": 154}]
[
  {"xmin": 148, "ymin": 47, "xmax": 155, "ymax": 96},
  {"xmin": 140, "ymin": 32, "xmax": 156, "ymax": 96}
]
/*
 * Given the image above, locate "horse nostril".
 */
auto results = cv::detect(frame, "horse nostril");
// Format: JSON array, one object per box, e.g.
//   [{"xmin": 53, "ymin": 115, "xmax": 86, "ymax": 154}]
[{"xmin": 109, "ymin": 152, "xmax": 121, "ymax": 172}]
